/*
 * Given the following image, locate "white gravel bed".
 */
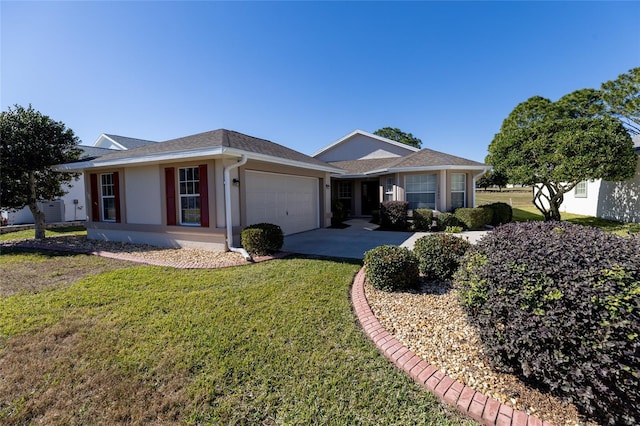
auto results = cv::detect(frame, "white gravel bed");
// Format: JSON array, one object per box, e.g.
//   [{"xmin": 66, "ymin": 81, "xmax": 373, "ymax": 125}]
[{"xmin": 365, "ymin": 280, "xmax": 598, "ymax": 426}]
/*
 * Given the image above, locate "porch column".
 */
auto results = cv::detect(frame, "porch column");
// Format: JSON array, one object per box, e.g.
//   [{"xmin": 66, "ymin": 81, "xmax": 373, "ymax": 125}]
[{"xmin": 439, "ymin": 169, "xmax": 447, "ymax": 212}]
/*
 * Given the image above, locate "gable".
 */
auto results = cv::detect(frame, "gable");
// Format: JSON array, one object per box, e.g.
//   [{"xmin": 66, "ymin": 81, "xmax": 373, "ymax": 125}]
[{"xmin": 313, "ymin": 130, "xmax": 417, "ymax": 162}]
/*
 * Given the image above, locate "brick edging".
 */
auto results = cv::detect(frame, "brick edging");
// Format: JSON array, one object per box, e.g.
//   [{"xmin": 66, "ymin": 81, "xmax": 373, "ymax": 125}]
[{"xmin": 350, "ymin": 268, "xmax": 551, "ymax": 426}]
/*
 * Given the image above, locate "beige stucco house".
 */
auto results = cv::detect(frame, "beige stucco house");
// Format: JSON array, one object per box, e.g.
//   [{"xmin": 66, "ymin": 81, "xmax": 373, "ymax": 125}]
[
  {"xmin": 315, "ymin": 130, "xmax": 490, "ymax": 216},
  {"xmin": 57, "ymin": 128, "xmax": 489, "ymax": 252}
]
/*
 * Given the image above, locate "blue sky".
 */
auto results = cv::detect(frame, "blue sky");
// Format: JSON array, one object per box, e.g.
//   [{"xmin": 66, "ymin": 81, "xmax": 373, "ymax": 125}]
[{"xmin": 2, "ymin": 1, "xmax": 639, "ymax": 162}]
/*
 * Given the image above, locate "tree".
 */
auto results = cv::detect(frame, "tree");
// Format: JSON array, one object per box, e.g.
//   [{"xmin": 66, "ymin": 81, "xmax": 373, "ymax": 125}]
[
  {"xmin": 1, "ymin": 105, "xmax": 81, "ymax": 239},
  {"xmin": 477, "ymin": 170, "xmax": 509, "ymax": 191},
  {"xmin": 373, "ymin": 127, "xmax": 422, "ymax": 148},
  {"xmin": 487, "ymin": 90, "xmax": 637, "ymax": 221},
  {"xmin": 601, "ymin": 67, "xmax": 640, "ymax": 135}
]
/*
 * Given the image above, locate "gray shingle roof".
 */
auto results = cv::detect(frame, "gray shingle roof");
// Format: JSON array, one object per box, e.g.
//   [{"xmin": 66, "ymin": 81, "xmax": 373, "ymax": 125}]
[
  {"xmin": 328, "ymin": 148, "xmax": 486, "ymax": 175},
  {"xmin": 103, "ymin": 134, "xmax": 157, "ymax": 149},
  {"xmin": 88, "ymin": 129, "xmax": 333, "ymax": 169},
  {"xmin": 79, "ymin": 146, "xmax": 119, "ymax": 160}
]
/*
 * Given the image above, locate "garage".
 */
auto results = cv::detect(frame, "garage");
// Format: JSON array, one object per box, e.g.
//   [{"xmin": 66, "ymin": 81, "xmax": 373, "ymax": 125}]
[{"xmin": 245, "ymin": 171, "xmax": 319, "ymax": 235}]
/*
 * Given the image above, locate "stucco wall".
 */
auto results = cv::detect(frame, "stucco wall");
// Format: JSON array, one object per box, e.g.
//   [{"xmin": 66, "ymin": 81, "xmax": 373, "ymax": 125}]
[
  {"xmin": 315, "ymin": 134, "xmax": 414, "ymax": 162},
  {"xmin": 125, "ymin": 165, "xmax": 163, "ymax": 225}
]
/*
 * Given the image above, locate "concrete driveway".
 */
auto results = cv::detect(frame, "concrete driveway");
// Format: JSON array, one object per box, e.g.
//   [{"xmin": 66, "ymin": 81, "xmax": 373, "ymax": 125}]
[{"xmin": 282, "ymin": 218, "xmax": 488, "ymax": 259}]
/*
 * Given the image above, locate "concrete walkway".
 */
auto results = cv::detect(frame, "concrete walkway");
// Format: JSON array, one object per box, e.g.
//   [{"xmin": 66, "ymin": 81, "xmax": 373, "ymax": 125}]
[{"xmin": 283, "ymin": 218, "xmax": 489, "ymax": 259}]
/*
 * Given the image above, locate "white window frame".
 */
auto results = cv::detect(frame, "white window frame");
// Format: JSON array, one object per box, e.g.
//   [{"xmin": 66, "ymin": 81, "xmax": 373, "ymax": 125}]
[
  {"xmin": 384, "ymin": 177, "xmax": 394, "ymax": 202},
  {"xmin": 337, "ymin": 181, "xmax": 352, "ymax": 200},
  {"xmin": 451, "ymin": 173, "xmax": 466, "ymax": 209},
  {"xmin": 179, "ymin": 166, "xmax": 201, "ymax": 226},
  {"xmin": 100, "ymin": 173, "xmax": 116, "ymax": 222},
  {"xmin": 405, "ymin": 174, "xmax": 437, "ymax": 210},
  {"xmin": 575, "ymin": 181, "xmax": 588, "ymax": 198}
]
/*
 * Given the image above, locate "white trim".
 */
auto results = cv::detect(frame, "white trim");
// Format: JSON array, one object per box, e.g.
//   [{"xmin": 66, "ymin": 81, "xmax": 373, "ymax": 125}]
[
  {"xmin": 312, "ymin": 129, "xmax": 420, "ymax": 158},
  {"xmin": 93, "ymin": 134, "xmax": 127, "ymax": 150},
  {"xmin": 55, "ymin": 146, "xmax": 344, "ymax": 174}
]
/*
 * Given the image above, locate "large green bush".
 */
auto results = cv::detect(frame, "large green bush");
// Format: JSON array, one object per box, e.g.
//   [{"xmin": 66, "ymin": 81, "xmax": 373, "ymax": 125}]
[
  {"xmin": 380, "ymin": 201, "xmax": 409, "ymax": 230},
  {"xmin": 435, "ymin": 212, "xmax": 464, "ymax": 231},
  {"xmin": 364, "ymin": 245, "xmax": 419, "ymax": 292},
  {"xmin": 412, "ymin": 209, "xmax": 434, "ymax": 230},
  {"xmin": 413, "ymin": 234, "xmax": 471, "ymax": 282},
  {"xmin": 479, "ymin": 202, "xmax": 513, "ymax": 225},
  {"xmin": 455, "ymin": 222, "xmax": 640, "ymax": 425},
  {"xmin": 454, "ymin": 207, "xmax": 492, "ymax": 230},
  {"xmin": 241, "ymin": 223, "xmax": 284, "ymax": 255}
]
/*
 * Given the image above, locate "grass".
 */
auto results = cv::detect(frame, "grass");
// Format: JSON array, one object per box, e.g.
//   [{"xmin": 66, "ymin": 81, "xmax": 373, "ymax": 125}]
[
  {"xmin": 477, "ymin": 188, "xmax": 639, "ymax": 236},
  {"xmin": 0, "ymin": 251, "xmax": 472, "ymax": 425},
  {"xmin": 0, "ymin": 225, "xmax": 87, "ymax": 242}
]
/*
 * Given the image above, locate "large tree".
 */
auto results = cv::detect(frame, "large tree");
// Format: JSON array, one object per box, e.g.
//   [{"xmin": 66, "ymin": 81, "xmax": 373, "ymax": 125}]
[
  {"xmin": 373, "ymin": 127, "xmax": 422, "ymax": 148},
  {"xmin": 487, "ymin": 89, "xmax": 637, "ymax": 221},
  {"xmin": 601, "ymin": 67, "xmax": 640, "ymax": 135},
  {"xmin": 1, "ymin": 105, "xmax": 81, "ymax": 239}
]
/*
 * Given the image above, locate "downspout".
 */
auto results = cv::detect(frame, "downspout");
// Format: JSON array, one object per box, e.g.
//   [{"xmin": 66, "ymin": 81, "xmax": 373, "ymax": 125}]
[{"xmin": 223, "ymin": 155, "xmax": 252, "ymax": 260}]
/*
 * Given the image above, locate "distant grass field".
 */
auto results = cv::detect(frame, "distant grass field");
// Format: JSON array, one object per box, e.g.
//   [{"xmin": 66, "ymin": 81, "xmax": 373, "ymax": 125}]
[{"xmin": 476, "ymin": 188, "xmax": 639, "ymax": 236}]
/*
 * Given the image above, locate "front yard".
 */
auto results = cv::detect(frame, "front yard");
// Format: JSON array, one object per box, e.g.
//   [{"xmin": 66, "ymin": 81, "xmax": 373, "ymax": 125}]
[{"xmin": 0, "ymin": 249, "xmax": 472, "ymax": 425}]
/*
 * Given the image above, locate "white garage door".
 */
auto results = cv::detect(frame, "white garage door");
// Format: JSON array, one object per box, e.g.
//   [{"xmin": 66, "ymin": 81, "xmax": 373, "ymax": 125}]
[{"xmin": 245, "ymin": 171, "xmax": 319, "ymax": 235}]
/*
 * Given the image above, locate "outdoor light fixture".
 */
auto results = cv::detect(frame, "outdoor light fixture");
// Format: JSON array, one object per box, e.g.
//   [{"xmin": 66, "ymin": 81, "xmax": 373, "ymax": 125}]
[{"xmin": 232, "ymin": 178, "xmax": 240, "ymax": 185}]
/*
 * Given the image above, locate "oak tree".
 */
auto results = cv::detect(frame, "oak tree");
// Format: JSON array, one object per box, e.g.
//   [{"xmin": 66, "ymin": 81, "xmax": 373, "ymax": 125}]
[
  {"xmin": 1, "ymin": 105, "xmax": 81, "ymax": 239},
  {"xmin": 374, "ymin": 127, "xmax": 422, "ymax": 149}
]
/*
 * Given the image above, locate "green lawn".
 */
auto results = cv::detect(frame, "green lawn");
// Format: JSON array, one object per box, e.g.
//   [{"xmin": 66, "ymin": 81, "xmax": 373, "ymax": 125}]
[
  {"xmin": 0, "ymin": 250, "xmax": 472, "ymax": 425},
  {"xmin": 477, "ymin": 189, "xmax": 639, "ymax": 236},
  {"xmin": 0, "ymin": 225, "xmax": 86, "ymax": 241}
]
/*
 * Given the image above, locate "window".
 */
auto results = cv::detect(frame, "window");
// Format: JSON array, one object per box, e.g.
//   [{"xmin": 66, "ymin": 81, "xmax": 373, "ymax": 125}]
[
  {"xmin": 338, "ymin": 181, "xmax": 352, "ymax": 199},
  {"xmin": 384, "ymin": 177, "xmax": 394, "ymax": 202},
  {"xmin": 100, "ymin": 173, "xmax": 116, "ymax": 221},
  {"xmin": 405, "ymin": 174, "xmax": 437, "ymax": 210},
  {"xmin": 451, "ymin": 173, "xmax": 466, "ymax": 209},
  {"xmin": 575, "ymin": 181, "xmax": 588, "ymax": 198},
  {"xmin": 179, "ymin": 167, "xmax": 201, "ymax": 225}
]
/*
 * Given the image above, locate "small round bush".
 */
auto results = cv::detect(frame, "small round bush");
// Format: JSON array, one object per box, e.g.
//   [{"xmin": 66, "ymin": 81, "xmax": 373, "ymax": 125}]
[
  {"xmin": 455, "ymin": 222, "xmax": 640, "ymax": 425},
  {"xmin": 454, "ymin": 207, "xmax": 492, "ymax": 230},
  {"xmin": 241, "ymin": 223, "xmax": 284, "ymax": 255},
  {"xmin": 480, "ymin": 202, "xmax": 513, "ymax": 225},
  {"xmin": 435, "ymin": 212, "xmax": 464, "ymax": 231},
  {"xmin": 364, "ymin": 245, "xmax": 419, "ymax": 292},
  {"xmin": 413, "ymin": 234, "xmax": 471, "ymax": 282},
  {"xmin": 412, "ymin": 209, "xmax": 434, "ymax": 230},
  {"xmin": 380, "ymin": 201, "xmax": 409, "ymax": 230}
]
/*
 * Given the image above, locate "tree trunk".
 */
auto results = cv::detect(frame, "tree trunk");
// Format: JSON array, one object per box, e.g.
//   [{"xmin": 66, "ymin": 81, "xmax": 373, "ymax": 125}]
[
  {"xmin": 28, "ymin": 203, "xmax": 46, "ymax": 239},
  {"xmin": 28, "ymin": 171, "xmax": 46, "ymax": 240}
]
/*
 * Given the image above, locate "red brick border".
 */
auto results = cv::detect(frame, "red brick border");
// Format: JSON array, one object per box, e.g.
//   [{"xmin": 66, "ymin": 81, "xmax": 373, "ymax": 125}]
[{"xmin": 351, "ymin": 268, "xmax": 553, "ymax": 426}]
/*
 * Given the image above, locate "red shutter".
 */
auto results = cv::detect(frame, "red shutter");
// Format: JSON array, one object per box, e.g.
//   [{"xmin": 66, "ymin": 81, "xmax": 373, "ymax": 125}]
[
  {"xmin": 199, "ymin": 164, "xmax": 209, "ymax": 227},
  {"xmin": 113, "ymin": 171, "xmax": 121, "ymax": 223},
  {"xmin": 90, "ymin": 173, "xmax": 100, "ymax": 222},
  {"xmin": 165, "ymin": 167, "xmax": 177, "ymax": 226}
]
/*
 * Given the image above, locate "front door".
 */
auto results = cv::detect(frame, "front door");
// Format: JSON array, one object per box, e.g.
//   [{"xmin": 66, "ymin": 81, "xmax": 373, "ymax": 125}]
[{"xmin": 361, "ymin": 181, "xmax": 379, "ymax": 215}]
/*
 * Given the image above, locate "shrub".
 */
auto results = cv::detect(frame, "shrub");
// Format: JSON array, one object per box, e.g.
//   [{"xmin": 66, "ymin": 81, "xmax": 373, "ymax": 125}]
[
  {"xmin": 480, "ymin": 202, "xmax": 513, "ymax": 225},
  {"xmin": 454, "ymin": 222, "xmax": 640, "ymax": 425},
  {"xmin": 331, "ymin": 200, "xmax": 347, "ymax": 227},
  {"xmin": 364, "ymin": 245, "xmax": 419, "ymax": 292},
  {"xmin": 380, "ymin": 201, "xmax": 409, "ymax": 230},
  {"xmin": 413, "ymin": 234, "xmax": 471, "ymax": 282},
  {"xmin": 241, "ymin": 223, "xmax": 284, "ymax": 255},
  {"xmin": 412, "ymin": 209, "xmax": 434, "ymax": 230},
  {"xmin": 444, "ymin": 226, "xmax": 463, "ymax": 233},
  {"xmin": 435, "ymin": 212, "xmax": 464, "ymax": 231},
  {"xmin": 454, "ymin": 207, "xmax": 492, "ymax": 230}
]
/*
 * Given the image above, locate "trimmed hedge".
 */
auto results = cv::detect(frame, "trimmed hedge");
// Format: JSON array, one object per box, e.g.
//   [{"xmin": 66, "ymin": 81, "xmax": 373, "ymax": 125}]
[
  {"xmin": 241, "ymin": 223, "xmax": 284, "ymax": 255},
  {"xmin": 435, "ymin": 212, "xmax": 464, "ymax": 231},
  {"xmin": 454, "ymin": 207, "xmax": 492, "ymax": 230},
  {"xmin": 413, "ymin": 234, "xmax": 471, "ymax": 282},
  {"xmin": 480, "ymin": 202, "xmax": 513, "ymax": 225},
  {"xmin": 364, "ymin": 245, "xmax": 419, "ymax": 292},
  {"xmin": 380, "ymin": 201, "xmax": 409, "ymax": 230},
  {"xmin": 455, "ymin": 222, "xmax": 640, "ymax": 425},
  {"xmin": 413, "ymin": 209, "xmax": 434, "ymax": 230}
]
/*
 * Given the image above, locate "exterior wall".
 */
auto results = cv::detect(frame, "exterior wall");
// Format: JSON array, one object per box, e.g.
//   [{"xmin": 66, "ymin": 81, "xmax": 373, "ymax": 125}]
[
  {"xmin": 315, "ymin": 134, "xmax": 415, "ymax": 162},
  {"xmin": 559, "ymin": 180, "xmax": 602, "ymax": 217},
  {"xmin": 124, "ymin": 165, "xmax": 162, "ymax": 225}
]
